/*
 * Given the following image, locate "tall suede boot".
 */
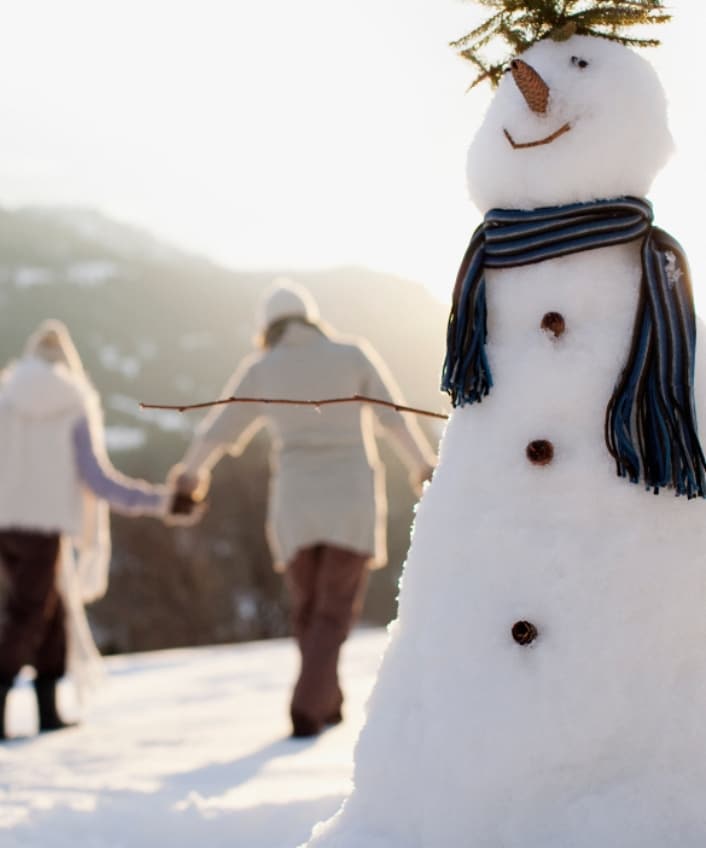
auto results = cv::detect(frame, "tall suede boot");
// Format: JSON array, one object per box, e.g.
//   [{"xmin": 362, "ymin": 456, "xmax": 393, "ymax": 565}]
[
  {"xmin": 0, "ymin": 684, "xmax": 10, "ymax": 740},
  {"xmin": 34, "ymin": 677, "xmax": 75, "ymax": 733}
]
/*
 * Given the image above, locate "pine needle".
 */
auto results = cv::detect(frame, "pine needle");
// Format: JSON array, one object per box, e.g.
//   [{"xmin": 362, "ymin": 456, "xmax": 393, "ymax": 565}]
[{"xmin": 453, "ymin": 0, "xmax": 670, "ymax": 88}]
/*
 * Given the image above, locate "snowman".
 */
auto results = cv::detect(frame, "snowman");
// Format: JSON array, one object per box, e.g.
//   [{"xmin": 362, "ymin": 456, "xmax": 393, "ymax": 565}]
[{"xmin": 304, "ymin": 3, "xmax": 706, "ymax": 847}]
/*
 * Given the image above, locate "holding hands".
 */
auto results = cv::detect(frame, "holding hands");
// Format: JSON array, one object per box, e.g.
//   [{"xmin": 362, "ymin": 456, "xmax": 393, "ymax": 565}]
[{"xmin": 164, "ymin": 465, "xmax": 211, "ymax": 526}]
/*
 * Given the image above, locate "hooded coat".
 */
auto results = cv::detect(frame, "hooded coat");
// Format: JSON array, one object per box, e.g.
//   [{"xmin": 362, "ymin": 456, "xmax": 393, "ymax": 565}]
[{"xmin": 0, "ymin": 353, "xmax": 168, "ymax": 695}]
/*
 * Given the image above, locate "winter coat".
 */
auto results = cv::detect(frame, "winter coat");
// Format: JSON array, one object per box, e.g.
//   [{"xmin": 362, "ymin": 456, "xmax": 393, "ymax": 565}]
[
  {"xmin": 180, "ymin": 323, "xmax": 436, "ymax": 569},
  {"xmin": 0, "ymin": 356, "xmax": 168, "ymax": 534},
  {"xmin": 0, "ymin": 355, "xmax": 169, "ymax": 697}
]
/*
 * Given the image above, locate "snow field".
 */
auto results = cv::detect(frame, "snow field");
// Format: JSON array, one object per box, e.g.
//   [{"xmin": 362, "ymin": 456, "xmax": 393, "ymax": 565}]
[{"xmin": 0, "ymin": 627, "xmax": 388, "ymax": 847}]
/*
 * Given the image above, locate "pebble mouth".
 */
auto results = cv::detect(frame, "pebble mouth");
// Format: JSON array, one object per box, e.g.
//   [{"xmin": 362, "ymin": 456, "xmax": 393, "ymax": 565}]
[{"xmin": 503, "ymin": 122, "xmax": 572, "ymax": 149}]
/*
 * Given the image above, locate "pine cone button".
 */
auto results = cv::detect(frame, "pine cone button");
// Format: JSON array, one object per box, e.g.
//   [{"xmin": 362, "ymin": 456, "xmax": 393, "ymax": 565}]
[
  {"xmin": 541, "ymin": 311, "xmax": 565, "ymax": 338},
  {"xmin": 512, "ymin": 620, "xmax": 538, "ymax": 645},
  {"xmin": 526, "ymin": 439, "xmax": 554, "ymax": 466}
]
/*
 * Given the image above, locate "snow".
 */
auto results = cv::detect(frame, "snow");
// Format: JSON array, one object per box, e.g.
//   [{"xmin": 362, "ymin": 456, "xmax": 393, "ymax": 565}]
[
  {"xmin": 108, "ymin": 393, "xmax": 191, "ymax": 433},
  {"xmin": 104, "ymin": 425, "xmax": 147, "ymax": 452},
  {"xmin": 304, "ymin": 34, "xmax": 706, "ymax": 848},
  {"xmin": 13, "ymin": 266, "xmax": 55, "ymax": 289},
  {"xmin": 9, "ymin": 262, "xmax": 118, "ymax": 290},
  {"xmin": 0, "ymin": 627, "xmax": 387, "ymax": 847},
  {"xmin": 99, "ymin": 347, "xmax": 141, "ymax": 380},
  {"xmin": 66, "ymin": 261, "xmax": 118, "ymax": 287}
]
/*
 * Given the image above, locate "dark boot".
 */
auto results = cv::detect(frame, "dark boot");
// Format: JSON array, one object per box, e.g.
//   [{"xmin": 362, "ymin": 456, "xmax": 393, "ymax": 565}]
[
  {"xmin": 0, "ymin": 684, "xmax": 10, "ymax": 740},
  {"xmin": 34, "ymin": 677, "xmax": 75, "ymax": 733},
  {"xmin": 291, "ymin": 709, "xmax": 322, "ymax": 739},
  {"xmin": 326, "ymin": 685, "xmax": 343, "ymax": 725},
  {"xmin": 325, "ymin": 707, "xmax": 343, "ymax": 726}
]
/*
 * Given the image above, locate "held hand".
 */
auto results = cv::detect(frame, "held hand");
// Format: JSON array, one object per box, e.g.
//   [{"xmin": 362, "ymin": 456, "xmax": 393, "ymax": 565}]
[
  {"xmin": 166, "ymin": 464, "xmax": 211, "ymax": 500},
  {"xmin": 164, "ymin": 491, "xmax": 207, "ymax": 527}
]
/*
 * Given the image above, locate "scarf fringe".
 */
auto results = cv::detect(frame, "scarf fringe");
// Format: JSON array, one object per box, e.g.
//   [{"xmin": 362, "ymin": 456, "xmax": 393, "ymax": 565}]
[
  {"xmin": 605, "ymin": 229, "xmax": 706, "ymax": 497},
  {"xmin": 442, "ymin": 235, "xmax": 492, "ymax": 405}
]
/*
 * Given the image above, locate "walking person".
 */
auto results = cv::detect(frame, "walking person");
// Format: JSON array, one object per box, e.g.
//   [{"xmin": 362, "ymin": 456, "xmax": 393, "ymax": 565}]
[
  {"xmin": 171, "ymin": 280, "xmax": 436, "ymax": 737},
  {"xmin": 0, "ymin": 320, "xmax": 179, "ymax": 740}
]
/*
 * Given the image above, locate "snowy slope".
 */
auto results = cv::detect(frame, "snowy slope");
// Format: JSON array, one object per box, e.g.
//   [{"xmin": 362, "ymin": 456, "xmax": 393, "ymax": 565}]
[{"xmin": 0, "ymin": 627, "xmax": 388, "ymax": 847}]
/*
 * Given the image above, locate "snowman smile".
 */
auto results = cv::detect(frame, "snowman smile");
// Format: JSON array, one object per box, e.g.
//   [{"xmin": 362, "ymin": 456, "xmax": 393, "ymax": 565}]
[{"xmin": 503, "ymin": 122, "xmax": 572, "ymax": 149}]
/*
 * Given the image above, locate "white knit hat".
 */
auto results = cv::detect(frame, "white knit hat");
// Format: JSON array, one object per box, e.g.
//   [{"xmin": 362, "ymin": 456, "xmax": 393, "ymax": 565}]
[{"xmin": 258, "ymin": 278, "xmax": 320, "ymax": 332}]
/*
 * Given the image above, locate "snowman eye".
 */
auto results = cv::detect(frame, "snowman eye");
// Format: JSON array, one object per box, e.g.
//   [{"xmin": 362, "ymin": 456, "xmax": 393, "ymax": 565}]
[{"xmin": 571, "ymin": 56, "xmax": 589, "ymax": 69}]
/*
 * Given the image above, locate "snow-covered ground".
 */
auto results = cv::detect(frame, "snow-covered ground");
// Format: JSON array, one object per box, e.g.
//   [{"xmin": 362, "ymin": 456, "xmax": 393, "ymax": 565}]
[{"xmin": 0, "ymin": 627, "xmax": 388, "ymax": 847}]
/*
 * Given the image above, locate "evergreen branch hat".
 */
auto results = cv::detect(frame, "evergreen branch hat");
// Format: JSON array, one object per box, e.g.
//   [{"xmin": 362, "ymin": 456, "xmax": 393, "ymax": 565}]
[
  {"xmin": 455, "ymin": 0, "xmax": 670, "ymax": 88},
  {"xmin": 258, "ymin": 278, "xmax": 320, "ymax": 333}
]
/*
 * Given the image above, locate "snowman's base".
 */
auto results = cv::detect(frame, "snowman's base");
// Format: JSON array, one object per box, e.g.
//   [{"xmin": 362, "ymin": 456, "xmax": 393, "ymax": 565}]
[{"xmin": 305, "ymin": 778, "xmax": 706, "ymax": 848}]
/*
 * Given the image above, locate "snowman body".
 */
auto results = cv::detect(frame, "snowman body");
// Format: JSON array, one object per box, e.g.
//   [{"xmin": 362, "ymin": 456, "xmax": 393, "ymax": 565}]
[{"xmin": 306, "ymin": 36, "xmax": 706, "ymax": 848}]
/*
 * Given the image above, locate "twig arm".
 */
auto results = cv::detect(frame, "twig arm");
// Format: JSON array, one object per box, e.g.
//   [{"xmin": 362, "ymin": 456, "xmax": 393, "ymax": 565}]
[{"xmin": 140, "ymin": 394, "xmax": 449, "ymax": 420}]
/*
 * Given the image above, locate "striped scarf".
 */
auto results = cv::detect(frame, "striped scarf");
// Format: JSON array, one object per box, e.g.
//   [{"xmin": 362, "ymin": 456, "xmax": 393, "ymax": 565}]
[{"xmin": 442, "ymin": 196, "xmax": 706, "ymax": 498}]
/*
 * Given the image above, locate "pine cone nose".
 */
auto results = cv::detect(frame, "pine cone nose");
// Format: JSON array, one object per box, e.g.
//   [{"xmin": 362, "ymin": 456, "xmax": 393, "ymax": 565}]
[{"xmin": 510, "ymin": 59, "xmax": 549, "ymax": 115}]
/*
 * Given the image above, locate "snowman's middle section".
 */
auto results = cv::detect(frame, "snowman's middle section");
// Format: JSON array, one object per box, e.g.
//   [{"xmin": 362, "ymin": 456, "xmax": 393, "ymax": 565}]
[{"xmin": 481, "ymin": 241, "xmax": 640, "ymax": 467}]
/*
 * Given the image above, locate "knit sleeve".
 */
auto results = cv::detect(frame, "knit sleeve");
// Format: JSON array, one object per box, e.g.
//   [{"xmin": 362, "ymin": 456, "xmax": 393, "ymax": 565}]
[
  {"xmin": 357, "ymin": 342, "xmax": 437, "ymax": 473},
  {"xmin": 72, "ymin": 416, "xmax": 169, "ymax": 516}
]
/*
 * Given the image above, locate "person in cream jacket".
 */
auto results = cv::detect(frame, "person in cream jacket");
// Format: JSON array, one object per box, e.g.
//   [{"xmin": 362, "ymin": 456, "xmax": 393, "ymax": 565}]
[
  {"xmin": 0, "ymin": 321, "xmax": 173, "ymax": 741},
  {"xmin": 173, "ymin": 281, "xmax": 436, "ymax": 737}
]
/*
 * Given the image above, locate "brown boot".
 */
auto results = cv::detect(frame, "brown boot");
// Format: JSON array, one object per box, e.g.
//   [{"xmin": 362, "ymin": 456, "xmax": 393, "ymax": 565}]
[
  {"xmin": 291, "ymin": 709, "xmax": 322, "ymax": 739},
  {"xmin": 326, "ymin": 686, "xmax": 343, "ymax": 725},
  {"xmin": 34, "ymin": 677, "xmax": 76, "ymax": 733},
  {"xmin": 325, "ymin": 707, "xmax": 343, "ymax": 726}
]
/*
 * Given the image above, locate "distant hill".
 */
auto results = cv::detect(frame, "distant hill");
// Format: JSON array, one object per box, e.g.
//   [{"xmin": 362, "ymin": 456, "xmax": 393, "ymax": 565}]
[{"xmin": 0, "ymin": 205, "xmax": 450, "ymax": 651}]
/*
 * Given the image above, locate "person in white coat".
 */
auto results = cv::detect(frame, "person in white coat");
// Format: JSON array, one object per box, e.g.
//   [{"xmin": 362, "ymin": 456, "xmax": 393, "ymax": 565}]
[
  {"xmin": 172, "ymin": 280, "xmax": 436, "ymax": 737},
  {"xmin": 0, "ymin": 320, "xmax": 176, "ymax": 741}
]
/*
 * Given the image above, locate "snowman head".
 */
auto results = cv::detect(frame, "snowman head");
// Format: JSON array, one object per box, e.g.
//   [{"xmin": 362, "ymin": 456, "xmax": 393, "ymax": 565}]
[{"xmin": 466, "ymin": 35, "xmax": 674, "ymax": 212}]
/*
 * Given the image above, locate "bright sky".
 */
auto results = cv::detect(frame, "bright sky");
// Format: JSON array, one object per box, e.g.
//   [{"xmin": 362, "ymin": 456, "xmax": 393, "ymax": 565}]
[{"xmin": 0, "ymin": 0, "xmax": 703, "ymax": 307}]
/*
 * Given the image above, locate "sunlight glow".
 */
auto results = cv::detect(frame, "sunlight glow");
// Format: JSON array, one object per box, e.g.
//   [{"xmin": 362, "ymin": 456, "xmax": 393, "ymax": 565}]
[{"xmin": 0, "ymin": 0, "xmax": 703, "ymax": 307}]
